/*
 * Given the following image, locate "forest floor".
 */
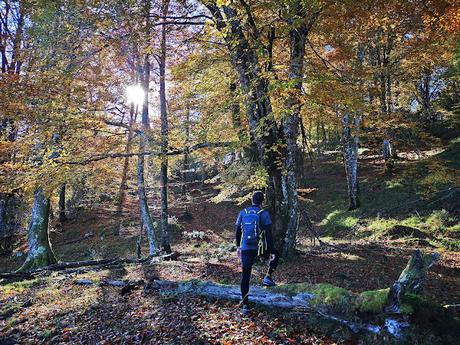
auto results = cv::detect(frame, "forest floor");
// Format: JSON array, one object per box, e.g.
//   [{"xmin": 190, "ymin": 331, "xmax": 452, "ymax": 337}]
[{"xmin": 1, "ymin": 138, "xmax": 459, "ymax": 344}]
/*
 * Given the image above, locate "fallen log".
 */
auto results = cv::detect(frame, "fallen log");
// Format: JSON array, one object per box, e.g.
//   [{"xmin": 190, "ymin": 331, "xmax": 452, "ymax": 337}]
[
  {"xmin": 147, "ymin": 250, "xmax": 459, "ymax": 344},
  {"xmin": 0, "ymin": 253, "xmax": 181, "ymax": 280},
  {"xmin": 73, "ymin": 278, "xmax": 145, "ymax": 295}
]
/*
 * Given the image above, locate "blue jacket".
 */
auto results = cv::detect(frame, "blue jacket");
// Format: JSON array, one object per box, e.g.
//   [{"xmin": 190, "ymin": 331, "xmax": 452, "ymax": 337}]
[{"xmin": 235, "ymin": 204, "xmax": 274, "ymax": 252}]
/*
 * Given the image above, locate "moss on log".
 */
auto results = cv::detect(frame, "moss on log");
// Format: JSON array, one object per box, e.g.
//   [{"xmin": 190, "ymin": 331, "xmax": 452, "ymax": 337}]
[
  {"xmin": 386, "ymin": 249, "xmax": 440, "ymax": 313},
  {"xmin": 150, "ymin": 250, "xmax": 459, "ymax": 344}
]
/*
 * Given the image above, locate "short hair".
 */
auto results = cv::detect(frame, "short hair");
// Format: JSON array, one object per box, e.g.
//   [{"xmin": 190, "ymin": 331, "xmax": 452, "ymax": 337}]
[{"xmin": 252, "ymin": 191, "xmax": 264, "ymax": 205}]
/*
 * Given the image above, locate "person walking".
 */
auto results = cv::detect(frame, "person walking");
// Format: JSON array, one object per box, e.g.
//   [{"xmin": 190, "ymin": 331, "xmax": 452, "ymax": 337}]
[{"xmin": 235, "ymin": 191, "xmax": 279, "ymax": 315}]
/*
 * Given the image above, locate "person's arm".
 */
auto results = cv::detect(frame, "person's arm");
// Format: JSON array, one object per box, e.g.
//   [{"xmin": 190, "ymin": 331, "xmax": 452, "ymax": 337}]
[
  {"xmin": 235, "ymin": 224, "xmax": 242, "ymax": 248},
  {"xmin": 235, "ymin": 211, "xmax": 242, "ymax": 248},
  {"xmin": 262, "ymin": 211, "xmax": 275, "ymax": 254},
  {"xmin": 235, "ymin": 211, "xmax": 243, "ymax": 261},
  {"xmin": 265, "ymin": 223, "xmax": 275, "ymax": 253}
]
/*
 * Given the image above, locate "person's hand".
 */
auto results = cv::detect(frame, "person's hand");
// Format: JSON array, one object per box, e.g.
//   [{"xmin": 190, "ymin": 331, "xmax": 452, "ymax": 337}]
[
  {"xmin": 269, "ymin": 253, "xmax": 276, "ymax": 262},
  {"xmin": 237, "ymin": 248, "xmax": 242, "ymax": 262}
]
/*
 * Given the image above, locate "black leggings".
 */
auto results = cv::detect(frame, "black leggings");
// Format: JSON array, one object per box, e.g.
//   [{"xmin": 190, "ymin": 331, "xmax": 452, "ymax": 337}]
[{"xmin": 240, "ymin": 249, "xmax": 279, "ymax": 306}]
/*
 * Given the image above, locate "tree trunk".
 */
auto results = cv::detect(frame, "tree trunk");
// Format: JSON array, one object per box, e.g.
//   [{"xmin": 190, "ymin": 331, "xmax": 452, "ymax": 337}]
[
  {"xmin": 386, "ymin": 249, "xmax": 440, "ymax": 313},
  {"xmin": 281, "ymin": 8, "xmax": 309, "ymax": 257},
  {"xmin": 137, "ymin": 137, "xmax": 158, "ymax": 256},
  {"xmin": 182, "ymin": 103, "xmax": 190, "ymax": 197},
  {"xmin": 159, "ymin": 0, "xmax": 171, "ymax": 254},
  {"xmin": 341, "ymin": 113, "xmax": 360, "ymax": 210},
  {"xmin": 0, "ymin": 194, "xmax": 14, "ymax": 254},
  {"xmin": 18, "ymin": 187, "xmax": 57, "ymax": 271},
  {"xmin": 58, "ymin": 184, "xmax": 67, "ymax": 223},
  {"xmin": 205, "ymin": 3, "xmax": 286, "ymax": 250},
  {"xmin": 136, "ymin": 1, "xmax": 157, "ymax": 256},
  {"xmin": 382, "ymin": 139, "xmax": 392, "ymax": 161},
  {"xmin": 115, "ymin": 104, "xmax": 136, "ymax": 235}
]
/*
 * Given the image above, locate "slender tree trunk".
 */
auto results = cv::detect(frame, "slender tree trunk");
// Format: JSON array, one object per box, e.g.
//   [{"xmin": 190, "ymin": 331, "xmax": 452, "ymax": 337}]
[
  {"xmin": 159, "ymin": 0, "xmax": 171, "ymax": 253},
  {"xmin": 182, "ymin": 104, "xmax": 190, "ymax": 197},
  {"xmin": 58, "ymin": 184, "xmax": 67, "ymax": 223},
  {"xmin": 0, "ymin": 194, "xmax": 13, "ymax": 254},
  {"xmin": 0, "ymin": 195, "xmax": 7, "ymax": 239},
  {"xmin": 341, "ymin": 113, "xmax": 360, "ymax": 210},
  {"xmin": 136, "ymin": 1, "xmax": 157, "ymax": 256},
  {"xmin": 137, "ymin": 138, "xmax": 158, "ymax": 256},
  {"xmin": 383, "ymin": 139, "xmax": 392, "ymax": 161},
  {"xmin": 115, "ymin": 104, "xmax": 136, "ymax": 235},
  {"xmin": 18, "ymin": 187, "xmax": 57, "ymax": 271},
  {"xmin": 299, "ymin": 117, "xmax": 314, "ymax": 169},
  {"xmin": 0, "ymin": 3, "xmax": 24, "ymax": 252},
  {"xmin": 9, "ymin": 6, "xmax": 24, "ymax": 74}
]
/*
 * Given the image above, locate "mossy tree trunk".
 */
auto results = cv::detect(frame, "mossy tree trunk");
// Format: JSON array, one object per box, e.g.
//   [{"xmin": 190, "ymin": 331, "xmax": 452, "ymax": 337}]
[
  {"xmin": 385, "ymin": 249, "xmax": 440, "ymax": 313},
  {"xmin": 150, "ymin": 250, "xmax": 451, "ymax": 342},
  {"xmin": 18, "ymin": 187, "xmax": 57, "ymax": 272}
]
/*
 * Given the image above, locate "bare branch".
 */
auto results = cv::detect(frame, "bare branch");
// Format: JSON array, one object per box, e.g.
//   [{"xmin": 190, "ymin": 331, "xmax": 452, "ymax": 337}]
[{"xmin": 58, "ymin": 142, "xmax": 235, "ymax": 165}]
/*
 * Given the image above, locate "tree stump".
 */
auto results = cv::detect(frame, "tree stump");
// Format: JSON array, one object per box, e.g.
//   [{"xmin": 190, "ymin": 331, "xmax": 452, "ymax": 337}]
[{"xmin": 385, "ymin": 249, "xmax": 440, "ymax": 313}]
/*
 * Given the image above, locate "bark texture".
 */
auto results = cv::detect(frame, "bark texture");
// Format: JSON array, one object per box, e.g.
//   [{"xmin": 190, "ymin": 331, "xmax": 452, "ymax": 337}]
[
  {"xmin": 136, "ymin": 1, "xmax": 158, "ymax": 256},
  {"xmin": 341, "ymin": 113, "xmax": 360, "ymax": 210},
  {"xmin": 204, "ymin": 2, "xmax": 287, "ymax": 253},
  {"xmin": 137, "ymin": 134, "xmax": 158, "ymax": 256},
  {"xmin": 115, "ymin": 104, "xmax": 136, "ymax": 235},
  {"xmin": 282, "ymin": 3, "xmax": 310, "ymax": 257},
  {"xmin": 0, "ymin": 194, "xmax": 17, "ymax": 254},
  {"xmin": 382, "ymin": 139, "xmax": 391, "ymax": 160},
  {"xmin": 159, "ymin": 0, "xmax": 171, "ymax": 254},
  {"xmin": 18, "ymin": 188, "xmax": 57, "ymax": 271},
  {"xmin": 386, "ymin": 249, "xmax": 440, "ymax": 313},
  {"xmin": 58, "ymin": 184, "xmax": 67, "ymax": 223}
]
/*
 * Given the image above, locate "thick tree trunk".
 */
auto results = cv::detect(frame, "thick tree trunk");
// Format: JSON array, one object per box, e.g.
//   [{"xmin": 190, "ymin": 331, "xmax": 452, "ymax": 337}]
[
  {"xmin": 281, "ymin": 7, "xmax": 309, "ymax": 257},
  {"xmin": 18, "ymin": 188, "xmax": 57, "ymax": 271},
  {"xmin": 58, "ymin": 184, "xmax": 67, "ymax": 223},
  {"xmin": 341, "ymin": 113, "xmax": 360, "ymax": 210},
  {"xmin": 205, "ymin": 3, "xmax": 287, "ymax": 251},
  {"xmin": 159, "ymin": 0, "xmax": 171, "ymax": 254}
]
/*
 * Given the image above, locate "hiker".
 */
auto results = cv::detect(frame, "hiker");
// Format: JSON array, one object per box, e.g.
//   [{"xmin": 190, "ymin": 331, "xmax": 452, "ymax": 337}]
[{"xmin": 235, "ymin": 191, "xmax": 279, "ymax": 315}]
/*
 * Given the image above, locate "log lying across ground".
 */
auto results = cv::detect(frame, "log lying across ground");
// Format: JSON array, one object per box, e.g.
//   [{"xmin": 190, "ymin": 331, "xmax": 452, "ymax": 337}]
[
  {"xmin": 0, "ymin": 253, "xmax": 180, "ymax": 280},
  {"xmin": 148, "ymin": 250, "xmax": 460, "ymax": 344}
]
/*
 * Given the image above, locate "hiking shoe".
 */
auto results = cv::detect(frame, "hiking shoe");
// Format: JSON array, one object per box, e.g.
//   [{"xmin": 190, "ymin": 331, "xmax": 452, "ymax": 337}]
[
  {"xmin": 263, "ymin": 275, "xmax": 276, "ymax": 287},
  {"xmin": 242, "ymin": 304, "xmax": 250, "ymax": 316}
]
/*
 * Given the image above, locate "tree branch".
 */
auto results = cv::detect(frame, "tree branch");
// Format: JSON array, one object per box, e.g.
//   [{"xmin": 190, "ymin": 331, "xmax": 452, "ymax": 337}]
[{"xmin": 58, "ymin": 142, "xmax": 235, "ymax": 165}]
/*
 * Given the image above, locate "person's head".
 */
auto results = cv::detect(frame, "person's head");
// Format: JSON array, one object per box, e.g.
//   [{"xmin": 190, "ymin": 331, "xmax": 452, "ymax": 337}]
[{"xmin": 251, "ymin": 191, "xmax": 264, "ymax": 206}]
